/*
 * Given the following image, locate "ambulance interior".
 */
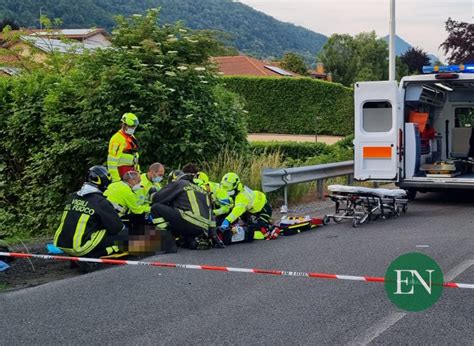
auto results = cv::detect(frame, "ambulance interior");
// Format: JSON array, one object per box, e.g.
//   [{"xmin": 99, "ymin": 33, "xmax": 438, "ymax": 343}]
[{"xmin": 403, "ymin": 79, "xmax": 474, "ymax": 180}]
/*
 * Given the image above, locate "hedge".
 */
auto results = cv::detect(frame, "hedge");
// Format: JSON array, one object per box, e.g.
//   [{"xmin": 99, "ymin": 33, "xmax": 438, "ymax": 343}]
[
  {"xmin": 250, "ymin": 141, "xmax": 332, "ymax": 160},
  {"xmin": 223, "ymin": 76, "xmax": 354, "ymax": 136}
]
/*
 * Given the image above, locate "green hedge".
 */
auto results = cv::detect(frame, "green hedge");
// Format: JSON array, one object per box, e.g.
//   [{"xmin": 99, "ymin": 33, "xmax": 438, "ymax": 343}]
[
  {"xmin": 224, "ymin": 76, "xmax": 354, "ymax": 136},
  {"xmin": 250, "ymin": 141, "xmax": 331, "ymax": 160}
]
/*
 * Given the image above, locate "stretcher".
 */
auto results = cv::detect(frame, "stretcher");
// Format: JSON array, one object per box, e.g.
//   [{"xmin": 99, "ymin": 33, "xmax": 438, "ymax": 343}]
[{"xmin": 323, "ymin": 185, "xmax": 408, "ymax": 227}]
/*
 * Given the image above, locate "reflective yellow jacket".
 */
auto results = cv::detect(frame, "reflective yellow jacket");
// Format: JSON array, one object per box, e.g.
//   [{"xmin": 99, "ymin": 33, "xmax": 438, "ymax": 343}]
[
  {"xmin": 104, "ymin": 181, "xmax": 150, "ymax": 215},
  {"xmin": 107, "ymin": 130, "xmax": 140, "ymax": 182},
  {"xmin": 225, "ymin": 186, "xmax": 266, "ymax": 223},
  {"xmin": 136, "ymin": 173, "xmax": 162, "ymax": 205}
]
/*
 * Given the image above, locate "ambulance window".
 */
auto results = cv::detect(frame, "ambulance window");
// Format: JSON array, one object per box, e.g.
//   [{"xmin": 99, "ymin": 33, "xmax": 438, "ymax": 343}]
[{"xmin": 362, "ymin": 101, "xmax": 392, "ymax": 132}]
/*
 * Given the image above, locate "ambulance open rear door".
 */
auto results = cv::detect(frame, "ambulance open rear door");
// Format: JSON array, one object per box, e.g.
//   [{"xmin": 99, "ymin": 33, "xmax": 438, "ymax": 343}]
[{"xmin": 354, "ymin": 81, "xmax": 401, "ymax": 181}]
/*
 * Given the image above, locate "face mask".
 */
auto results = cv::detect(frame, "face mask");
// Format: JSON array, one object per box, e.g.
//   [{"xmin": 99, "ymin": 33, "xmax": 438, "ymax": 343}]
[
  {"xmin": 125, "ymin": 127, "xmax": 136, "ymax": 135},
  {"xmin": 153, "ymin": 176, "xmax": 163, "ymax": 183},
  {"xmin": 132, "ymin": 183, "xmax": 141, "ymax": 191}
]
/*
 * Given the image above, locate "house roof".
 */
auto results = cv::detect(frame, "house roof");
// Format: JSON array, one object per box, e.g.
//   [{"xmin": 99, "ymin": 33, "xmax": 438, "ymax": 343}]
[
  {"xmin": 211, "ymin": 55, "xmax": 297, "ymax": 77},
  {"xmin": 30, "ymin": 28, "xmax": 110, "ymax": 39},
  {"xmin": 0, "ymin": 28, "xmax": 109, "ymax": 43},
  {"xmin": 21, "ymin": 35, "xmax": 109, "ymax": 54}
]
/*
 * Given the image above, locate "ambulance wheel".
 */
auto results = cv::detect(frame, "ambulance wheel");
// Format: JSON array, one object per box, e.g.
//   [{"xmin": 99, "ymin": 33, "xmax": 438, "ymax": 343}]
[
  {"xmin": 322, "ymin": 215, "xmax": 330, "ymax": 225},
  {"xmin": 352, "ymin": 218, "xmax": 360, "ymax": 228},
  {"xmin": 406, "ymin": 189, "xmax": 417, "ymax": 201}
]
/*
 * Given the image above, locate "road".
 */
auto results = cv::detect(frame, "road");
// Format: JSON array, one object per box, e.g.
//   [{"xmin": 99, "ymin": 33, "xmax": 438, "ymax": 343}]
[
  {"xmin": 1, "ymin": 191, "xmax": 473, "ymax": 344},
  {"xmin": 248, "ymin": 133, "xmax": 342, "ymax": 144}
]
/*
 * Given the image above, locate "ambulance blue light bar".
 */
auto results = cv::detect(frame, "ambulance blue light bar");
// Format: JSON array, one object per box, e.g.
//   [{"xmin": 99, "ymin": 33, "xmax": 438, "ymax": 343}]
[{"xmin": 423, "ymin": 64, "xmax": 474, "ymax": 74}]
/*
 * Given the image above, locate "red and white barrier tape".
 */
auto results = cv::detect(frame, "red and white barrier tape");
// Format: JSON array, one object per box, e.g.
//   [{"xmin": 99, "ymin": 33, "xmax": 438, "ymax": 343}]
[{"xmin": 1, "ymin": 252, "xmax": 473, "ymax": 289}]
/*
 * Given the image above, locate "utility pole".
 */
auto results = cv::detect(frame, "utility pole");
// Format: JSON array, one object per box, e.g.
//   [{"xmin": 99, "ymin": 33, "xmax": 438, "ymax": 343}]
[
  {"xmin": 39, "ymin": 7, "xmax": 45, "ymax": 30},
  {"xmin": 389, "ymin": 0, "xmax": 396, "ymax": 81}
]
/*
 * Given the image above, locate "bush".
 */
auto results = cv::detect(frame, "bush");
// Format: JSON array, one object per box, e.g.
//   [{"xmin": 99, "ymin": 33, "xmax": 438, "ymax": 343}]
[
  {"xmin": 0, "ymin": 10, "xmax": 248, "ymax": 238},
  {"xmin": 223, "ymin": 76, "xmax": 354, "ymax": 136}
]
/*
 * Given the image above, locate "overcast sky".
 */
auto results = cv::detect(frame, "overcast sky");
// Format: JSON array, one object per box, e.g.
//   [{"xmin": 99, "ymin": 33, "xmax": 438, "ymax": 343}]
[{"xmin": 238, "ymin": 0, "xmax": 473, "ymax": 59}]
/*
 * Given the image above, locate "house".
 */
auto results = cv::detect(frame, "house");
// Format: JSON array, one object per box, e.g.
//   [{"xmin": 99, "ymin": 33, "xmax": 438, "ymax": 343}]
[
  {"xmin": 308, "ymin": 63, "xmax": 332, "ymax": 81},
  {"xmin": 211, "ymin": 55, "xmax": 298, "ymax": 77},
  {"xmin": 0, "ymin": 28, "xmax": 111, "ymax": 70}
]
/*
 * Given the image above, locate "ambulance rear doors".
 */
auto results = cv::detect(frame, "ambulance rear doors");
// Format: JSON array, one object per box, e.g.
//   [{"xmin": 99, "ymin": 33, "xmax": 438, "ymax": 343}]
[{"xmin": 354, "ymin": 81, "xmax": 402, "ymax": 181}]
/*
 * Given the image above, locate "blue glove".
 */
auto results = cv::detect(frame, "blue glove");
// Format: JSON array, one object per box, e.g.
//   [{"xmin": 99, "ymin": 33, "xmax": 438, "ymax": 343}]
[
  {"xmin": 46, "ymin": 243, "xmax": 64, "ymax": 254},
  {"xmin": 0, "ymin": 260, "xmax": 10, "ymax": 272},
  {"xmin": 221, "ymin": 219, "xmax": 231, "ymax": 230},
  {"xmin": 145, "ymin": 214, "xmax": 154, "ymax": 224}
]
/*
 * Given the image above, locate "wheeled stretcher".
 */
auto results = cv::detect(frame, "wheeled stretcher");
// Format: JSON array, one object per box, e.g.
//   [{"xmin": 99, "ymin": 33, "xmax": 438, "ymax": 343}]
[{"xmin": 323, "ymin": 185, "xmax": 408, "ymax": 227}]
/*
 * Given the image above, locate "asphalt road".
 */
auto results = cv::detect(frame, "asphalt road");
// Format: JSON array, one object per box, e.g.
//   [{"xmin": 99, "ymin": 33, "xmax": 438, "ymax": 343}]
[{"xmin": 1, "ymin": 191, "xmax": 473, "ymax": 344}]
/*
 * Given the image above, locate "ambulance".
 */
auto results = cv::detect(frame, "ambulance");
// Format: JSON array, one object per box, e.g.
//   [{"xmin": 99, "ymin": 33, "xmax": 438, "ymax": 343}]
[{"xmin": 354, "ymin": 64, "xmax": 474, "ymax": 199}]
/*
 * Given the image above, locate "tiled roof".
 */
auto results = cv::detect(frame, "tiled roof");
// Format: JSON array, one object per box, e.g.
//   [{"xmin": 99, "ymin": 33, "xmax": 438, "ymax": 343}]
[{"xmin": 211, "ymin": 55, "xmax": 297, "ymax": 77}]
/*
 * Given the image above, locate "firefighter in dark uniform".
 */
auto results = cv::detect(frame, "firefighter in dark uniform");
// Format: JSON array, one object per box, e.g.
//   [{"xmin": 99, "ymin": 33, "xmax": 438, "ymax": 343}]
[
  {"xmin": 54, "ymin": 166, "xmax": 127, "ymax": 258},
  {"xmin": 150, "ymin": 170, "xmax": 223, "ymax": 252}
]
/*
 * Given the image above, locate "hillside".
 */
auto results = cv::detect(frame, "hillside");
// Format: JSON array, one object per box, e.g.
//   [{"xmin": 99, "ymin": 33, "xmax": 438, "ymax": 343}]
[{"xmin": 0, "ymin": 0, "xmax": 327, "ymax": 64}]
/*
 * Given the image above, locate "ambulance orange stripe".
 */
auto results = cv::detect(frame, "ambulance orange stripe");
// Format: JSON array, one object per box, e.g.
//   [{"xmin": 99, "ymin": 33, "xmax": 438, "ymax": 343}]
[{"xmin": 363, "ymin": 146, "xmax": 392, "ymax": 158}]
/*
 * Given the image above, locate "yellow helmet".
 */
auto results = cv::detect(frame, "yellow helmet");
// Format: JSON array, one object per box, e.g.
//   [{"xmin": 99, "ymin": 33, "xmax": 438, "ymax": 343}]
[
  {"xmin": 221, "ymin": 172, "xmax": 241, "ymax": 192},
  {"xmin": 196, "ymin": 172, "xmax": 209, "ymax": 184},
  {"xmin": 121, "ymin": 112, "xmax": 139, "ymax": 127}
]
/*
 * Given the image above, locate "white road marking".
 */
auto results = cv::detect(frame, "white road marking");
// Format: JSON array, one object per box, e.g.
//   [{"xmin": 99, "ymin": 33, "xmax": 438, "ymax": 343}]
[
  {"xmin": 348, "ymin": 259, "xmax": 474, "ymax": 345},
  {"xmin": 416, "ymin": 245, "xmax": 430, "ymax": 248}
]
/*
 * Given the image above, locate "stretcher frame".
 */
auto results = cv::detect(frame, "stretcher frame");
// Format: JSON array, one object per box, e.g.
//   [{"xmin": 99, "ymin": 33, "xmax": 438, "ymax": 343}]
[{"xmin": 323, "ymin": 185, "xmax": 408, "ymax": 227}]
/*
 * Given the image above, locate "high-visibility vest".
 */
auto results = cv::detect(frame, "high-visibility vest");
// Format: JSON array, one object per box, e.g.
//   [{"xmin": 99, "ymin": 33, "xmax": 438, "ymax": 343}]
[
  {"xmin": 136, "ymin": 173, "xmax": 162, "ymax": 205},
  {"xmin": 107, "ymin": 130, "xmax": 140, "ymax": 182},
  {"xmin": 104, "ymin": 181, "xmax": 150, "ymax": 215}
]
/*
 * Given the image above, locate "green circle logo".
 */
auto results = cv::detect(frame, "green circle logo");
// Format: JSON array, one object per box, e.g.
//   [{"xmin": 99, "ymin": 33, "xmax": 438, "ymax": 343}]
[{"xmin": 385, "ymin": 253, "xmax": 444, "ymax": 312}]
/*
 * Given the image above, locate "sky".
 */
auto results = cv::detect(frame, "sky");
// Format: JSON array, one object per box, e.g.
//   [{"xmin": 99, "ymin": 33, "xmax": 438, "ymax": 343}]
[{"xmin": 238, "ymin": 0, "xmax": 473, "ymax": 59}]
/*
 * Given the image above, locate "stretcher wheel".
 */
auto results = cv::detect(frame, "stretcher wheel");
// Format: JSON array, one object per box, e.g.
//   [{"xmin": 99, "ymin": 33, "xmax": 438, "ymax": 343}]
[
  {"xmin": 352, "ymin": 218, "xmax": 360, "ymax": 228},
  {"xmin": 322, "ymin": 215, "xmax": 330, "ymax": 225},
  {"xmin": 402, "ymin": 205, "xmax": 408, "ymax": 213},
  {"xmin": 334, "ymin": 216, "xmax": 344, "ymax": 223}
]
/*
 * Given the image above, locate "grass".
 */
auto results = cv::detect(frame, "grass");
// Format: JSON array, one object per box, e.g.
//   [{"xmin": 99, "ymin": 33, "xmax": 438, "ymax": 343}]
[
  {"xmin": 0, "ymin": 283, "xmax": 7, "ymax": 292},
  {"xmin": 202, "ymin": 148, "xmax": 285, "ymax": 191}
]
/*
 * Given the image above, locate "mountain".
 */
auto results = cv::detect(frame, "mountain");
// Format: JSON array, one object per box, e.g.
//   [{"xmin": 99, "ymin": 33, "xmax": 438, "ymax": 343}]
[
  {"xmin": 383, "ymin": 34, "xmax": 439, "ymax": 64},
  {"xmin": 0, "ymin": 0, "xmax": 327, "ymax": 64}
]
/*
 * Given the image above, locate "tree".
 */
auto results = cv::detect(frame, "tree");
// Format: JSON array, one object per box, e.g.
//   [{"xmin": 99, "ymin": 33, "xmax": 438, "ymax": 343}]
[
  {"xmin": 400, "ymin": 47, "xmax": 430, "ymax": 74},
  {"xmin": 440, "ymin": 18, "xmax": 474, "ymax": 64},
  {"xmin": 279, "ymin": 52, "xmax": 308, "ymax": 75},
  {"xmin": 318, "ymin": 31, "xmax": 389, "ymax": 86},
  {"xmin": 0, "ymin": 9, "xmax": 248, "ymax": 237},
  {"xmin": 0, "ymin": 18, "xmax": 19, "ymax": 31},
  {"xmin": 317, "ymin": 34, "xmax": 357, "ymax": 86}
]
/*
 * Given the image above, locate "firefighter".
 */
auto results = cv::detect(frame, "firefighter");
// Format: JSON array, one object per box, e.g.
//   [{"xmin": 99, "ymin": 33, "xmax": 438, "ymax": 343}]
[
  {"xmin": 54, "ymin": 166, "xmax": 127, "ymax": 259},
  {"xmin": 219, "ymin": 172, "xmax": 276, "ymax": 240},
  {"xmin": 150, "ymin": 170, "xmax": 223, "ymax": 252},
  {"xmin": 107, "ymin": 112, "xmax": 140, "ymax": 182},
  {"xmin": 104, "ymin": 170, "xmax": 150, "ymax": 236}
]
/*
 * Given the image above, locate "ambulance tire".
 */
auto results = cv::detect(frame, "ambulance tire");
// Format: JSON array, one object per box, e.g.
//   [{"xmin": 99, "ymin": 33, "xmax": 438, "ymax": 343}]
[{"xmin": 406, "ymin": 189, "xmax": 417, "ymax": 201}]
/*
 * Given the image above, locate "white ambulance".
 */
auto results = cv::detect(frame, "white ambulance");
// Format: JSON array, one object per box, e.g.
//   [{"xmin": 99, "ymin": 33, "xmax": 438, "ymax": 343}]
[{"xmin": 354, "ymin": 65, "xmax": 474, "ymax": 199}]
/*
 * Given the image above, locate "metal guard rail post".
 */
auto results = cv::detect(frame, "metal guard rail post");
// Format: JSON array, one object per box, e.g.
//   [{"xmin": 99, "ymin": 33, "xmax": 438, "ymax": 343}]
[{"xmin": 261, "ymin": 161, "xmax": 354, "ymax": 210}]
